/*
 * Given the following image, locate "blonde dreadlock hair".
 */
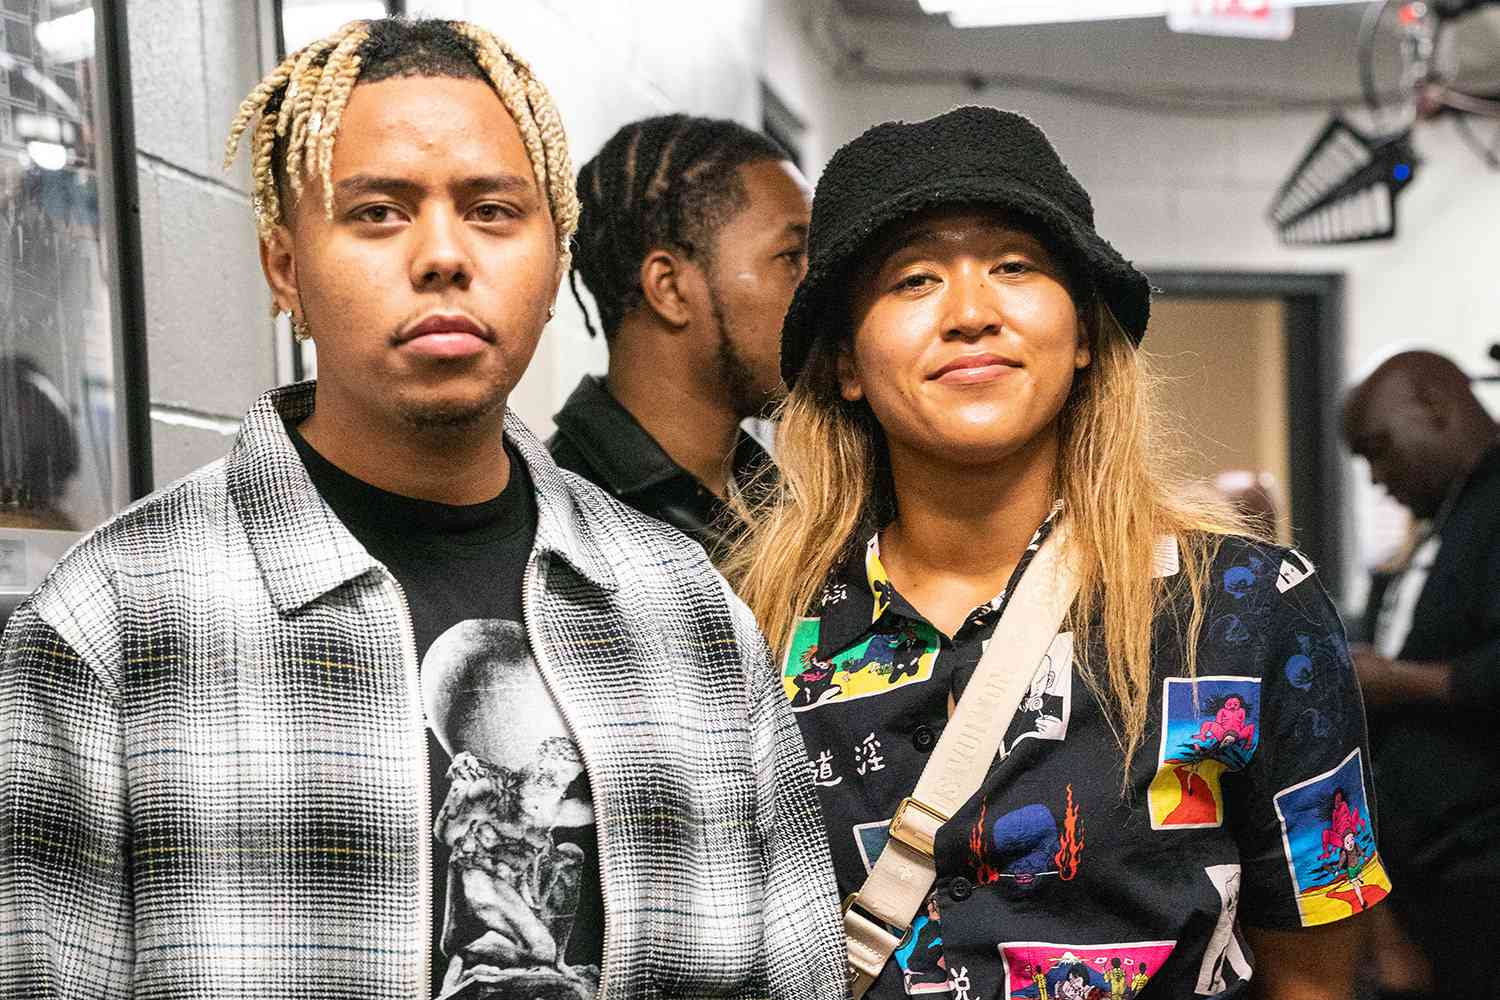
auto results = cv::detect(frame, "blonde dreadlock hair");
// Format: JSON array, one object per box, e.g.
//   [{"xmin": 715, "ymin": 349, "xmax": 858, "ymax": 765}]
[{"xmin": 223, "ymin": 17, "xmax": 579, "ymax": 268}]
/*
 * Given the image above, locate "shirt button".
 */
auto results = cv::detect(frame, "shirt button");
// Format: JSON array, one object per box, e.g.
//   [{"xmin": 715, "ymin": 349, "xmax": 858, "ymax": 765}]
[
  {"xmin": 912, "ymin": 725, "xmax": 937, "ymax": 752},
  {"xmin": 949, "ymin": 876, "xmax": 973, "ymax": 901}
]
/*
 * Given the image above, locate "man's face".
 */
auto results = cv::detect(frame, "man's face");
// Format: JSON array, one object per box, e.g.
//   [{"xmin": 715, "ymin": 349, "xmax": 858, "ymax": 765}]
[
  {"xmin": 1342, "ymin": 372, "xmax": 1451, "ymax": 518},
  {"xmin": 265, "ymin": 76, "xmax": 559, "ymax": 431},
  {"xmin": 703, "ymin": 158, "xmax": 812, "ymax": 417}
]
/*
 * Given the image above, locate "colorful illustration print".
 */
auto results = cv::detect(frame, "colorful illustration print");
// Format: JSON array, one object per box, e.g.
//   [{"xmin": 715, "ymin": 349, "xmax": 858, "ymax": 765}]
[
  {"xmin": 1273, "ymin": 747, "xmax": 1392, "ymax": 926},
  {"xmin": 782, "ymin": 615, "xmax": 940, "ymax": 711},
  {"xmin": 998, "ymin": 941, "xmax": 1176, "ymax": 999},
  {"xmin": 969, "ymin": 786, "xmax": 1085, "ymax": 891},
  {"xmin": 1195, "ymin": 864, "xmax": 1251, "ymax": 995},
  {"xmin": 1148, "ymin": 677, "xmax": 1262, "ymax": 830},
  {"xmin": 896, "ymin": 896, "xmax": 954, "ymax": 995},
  {"xmin": 854, "ymin": 818, "xmax": 892, "ymax": 872},
  {"xmin": 1000, "ymin": 631, "xmax": 1074, "ymax": 759}
]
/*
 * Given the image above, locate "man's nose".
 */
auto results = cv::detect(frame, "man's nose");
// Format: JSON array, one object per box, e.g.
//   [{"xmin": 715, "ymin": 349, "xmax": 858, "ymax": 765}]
[{"xmin": 411, "ymin": 212, "xmax": 471, "ymax": 290}]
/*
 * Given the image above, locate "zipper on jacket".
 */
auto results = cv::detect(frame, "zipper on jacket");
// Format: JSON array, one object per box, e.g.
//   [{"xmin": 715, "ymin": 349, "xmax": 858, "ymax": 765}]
[
  {"xmin": 520, "ymin": 549, "xmax": 612, "ymax": 1000},
  {"xmin": 381, "ymin": 572, "xmax": 434, "ymax": 996}
]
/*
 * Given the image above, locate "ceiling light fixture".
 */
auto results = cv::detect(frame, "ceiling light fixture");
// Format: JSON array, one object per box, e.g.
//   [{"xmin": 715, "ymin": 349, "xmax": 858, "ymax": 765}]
[
  {"xmin": 919, "ymin": 0, "xmax": 1358, "ymax": 29},
  {"xmin": 35, "ymin": 8, "xmax": 95, "ymax": 64}
]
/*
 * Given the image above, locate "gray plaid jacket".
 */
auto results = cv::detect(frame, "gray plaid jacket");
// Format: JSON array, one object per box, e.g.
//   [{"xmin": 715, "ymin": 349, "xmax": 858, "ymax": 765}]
[{"xmin": 0, "ymin": 382, "xmax": 848, "ymax": 1000}]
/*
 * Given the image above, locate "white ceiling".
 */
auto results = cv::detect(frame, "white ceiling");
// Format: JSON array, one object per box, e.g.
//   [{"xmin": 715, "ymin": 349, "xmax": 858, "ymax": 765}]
[{"xmin": 827, "ymin": 0, "xmax": 1500, "ymax": 115}]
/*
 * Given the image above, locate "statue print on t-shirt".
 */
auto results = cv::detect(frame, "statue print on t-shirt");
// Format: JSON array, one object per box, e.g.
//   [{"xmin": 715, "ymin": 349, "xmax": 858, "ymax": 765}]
[{"xmin": 422, "ymin": 618, "xmax": 598, "ymax": 1000}]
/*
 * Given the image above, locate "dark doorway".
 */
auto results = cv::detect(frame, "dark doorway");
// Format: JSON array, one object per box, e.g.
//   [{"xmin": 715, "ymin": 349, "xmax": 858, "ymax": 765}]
[{"xmin": 1149, "ymin": 271, "xmax": 1346, "ymax": 602}]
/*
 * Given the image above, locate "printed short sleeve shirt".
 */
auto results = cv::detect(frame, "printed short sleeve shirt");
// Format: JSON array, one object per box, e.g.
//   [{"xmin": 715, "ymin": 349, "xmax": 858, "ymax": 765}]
[{"xmin": 785, "ymin": 520, "xmax": 1388, "ymax": 999}]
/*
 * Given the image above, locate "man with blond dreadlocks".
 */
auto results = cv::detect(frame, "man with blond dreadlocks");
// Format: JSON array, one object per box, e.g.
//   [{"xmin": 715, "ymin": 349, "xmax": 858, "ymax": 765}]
[
  {"xmin": 552, "ymin": 115, "xmax": 812, "ymax": 563},
  {"xmin": 0, "ymin": 17, "xmax": 846, "ymax": 1000}
]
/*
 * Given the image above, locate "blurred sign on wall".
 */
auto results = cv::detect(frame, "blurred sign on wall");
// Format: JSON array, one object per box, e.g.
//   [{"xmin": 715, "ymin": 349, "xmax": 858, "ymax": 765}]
[{"xmin": 1168, "ymin": 0, "xmax": 1296, "ymax": 38}]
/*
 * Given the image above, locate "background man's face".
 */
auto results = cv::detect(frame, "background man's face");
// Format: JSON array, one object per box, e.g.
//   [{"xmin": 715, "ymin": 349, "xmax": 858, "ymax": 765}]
[
  {"xmin": 281, "ymin": 76, "xmax": 559, "ymax": 431},
  {"xmin": 702, "ymin": 158, "xmax": 812, "ymax": 417},
  {"xmin": 1343, "ymin": 374, "xmax": 1452, "ymax": 518}
]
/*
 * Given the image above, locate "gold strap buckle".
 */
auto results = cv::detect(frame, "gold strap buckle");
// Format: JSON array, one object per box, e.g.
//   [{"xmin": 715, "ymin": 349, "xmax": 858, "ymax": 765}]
[{"xmin": 888, "ymin": 796, "xmax": 949, "ymax": 859}]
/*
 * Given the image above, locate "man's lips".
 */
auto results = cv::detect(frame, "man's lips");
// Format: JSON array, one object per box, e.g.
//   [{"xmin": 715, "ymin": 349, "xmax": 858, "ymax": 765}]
[
  {"xmin": 929, "ymin": 353, "xmax": 1022, "ymax": 385},
  {"xmin": 395, "ymin": 314, "xmax": 492, "ymax": 359}
]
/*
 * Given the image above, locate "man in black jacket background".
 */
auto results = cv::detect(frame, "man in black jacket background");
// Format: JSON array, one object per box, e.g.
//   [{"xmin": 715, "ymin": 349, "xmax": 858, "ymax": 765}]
[{"xmin": 1343, "ymin": 349, "xmax": 1500, "ymax": 995}]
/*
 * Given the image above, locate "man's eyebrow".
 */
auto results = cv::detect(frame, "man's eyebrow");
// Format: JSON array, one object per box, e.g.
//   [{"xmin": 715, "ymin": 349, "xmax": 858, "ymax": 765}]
[
  {"xmin": 332, "ymin": 175, "xmax": 427, "ymax": 201},
  {"xmin": 782, "ymin": 222, "xmax": 810, "ymax": 241},
  {"xmin": 331, "ymin": 173, "xmax": 536, "ymax": 201},
  {"xmin": 450, "ymin": 173, "xmax": 535, "ymax": 198}
]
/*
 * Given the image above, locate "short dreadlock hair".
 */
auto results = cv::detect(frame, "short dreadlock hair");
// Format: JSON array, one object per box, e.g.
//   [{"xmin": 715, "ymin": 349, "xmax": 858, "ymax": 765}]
[
  {"xmin": 569, "ymin": 114, "xmax": 790, "ymax": 339},
  {"xmin": 223, "ymin": 18, "xmax": 578, "ymax": 267}
]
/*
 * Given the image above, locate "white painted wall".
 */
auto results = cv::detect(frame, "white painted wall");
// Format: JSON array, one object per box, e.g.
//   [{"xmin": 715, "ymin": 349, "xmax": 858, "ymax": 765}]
[{"xmin": 785, "ymin": 7, "xmax": 1500, "ymax": 605}]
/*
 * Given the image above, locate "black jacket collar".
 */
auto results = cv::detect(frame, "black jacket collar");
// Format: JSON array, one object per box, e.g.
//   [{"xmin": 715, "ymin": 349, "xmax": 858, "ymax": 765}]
[{"xmin": 550, "ymin": 375, "xmax": 687, "ymax": 497}]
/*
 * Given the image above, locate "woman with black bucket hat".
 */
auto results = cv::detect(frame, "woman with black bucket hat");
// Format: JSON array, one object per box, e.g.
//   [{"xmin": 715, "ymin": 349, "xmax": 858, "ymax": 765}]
[{"xmin": 728, "ymin": 107, "xmax": 1384, "ymax": 999}]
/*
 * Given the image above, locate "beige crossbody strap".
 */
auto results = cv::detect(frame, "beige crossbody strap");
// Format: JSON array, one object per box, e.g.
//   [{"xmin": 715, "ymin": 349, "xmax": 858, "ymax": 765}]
[{"xmin": 844, "ymin": 529, "xmax": 1080, "ymax": 998}]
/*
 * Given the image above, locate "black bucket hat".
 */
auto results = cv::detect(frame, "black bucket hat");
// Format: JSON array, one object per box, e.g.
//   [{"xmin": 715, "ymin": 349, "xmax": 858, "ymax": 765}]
[{"xmin": 781, "ymin": 106, "xmax": 1152, "ymax": 387}]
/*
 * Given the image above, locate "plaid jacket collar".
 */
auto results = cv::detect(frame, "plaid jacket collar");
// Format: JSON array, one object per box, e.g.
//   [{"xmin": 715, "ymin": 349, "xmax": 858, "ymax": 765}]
[{"xmin": 228, "ymin": 381, "xmax": 617, "ymax": 615}]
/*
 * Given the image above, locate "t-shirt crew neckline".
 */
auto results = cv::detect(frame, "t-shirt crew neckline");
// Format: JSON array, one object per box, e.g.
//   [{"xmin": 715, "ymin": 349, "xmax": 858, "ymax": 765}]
[{"xmin": 284, "ymin": 417, "xmax": 533, "ymax": 547}]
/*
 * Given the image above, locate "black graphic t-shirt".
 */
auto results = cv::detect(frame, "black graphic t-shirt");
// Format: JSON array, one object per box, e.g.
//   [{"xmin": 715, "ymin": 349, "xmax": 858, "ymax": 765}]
[
  {"xmin": 785, "ymin": 515, "xmax": 1387, "ymax": 999},
  {"xmin": 288, "ymin": 422, "xmax": 603, "ymax": 1000}
]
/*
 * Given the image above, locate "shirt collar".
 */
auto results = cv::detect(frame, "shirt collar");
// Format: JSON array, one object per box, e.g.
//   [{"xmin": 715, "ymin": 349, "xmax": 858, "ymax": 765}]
[
  {"xmin": 227, "ymin": 381, "xmax": 617, "ymax": 616},
  {"xmin": 817, "ymin": 501, "xmax": 1064, "ymax": 657},
  {"xmin": 551, "ymin": 374, "xmax": 771, "ymax": 498}
]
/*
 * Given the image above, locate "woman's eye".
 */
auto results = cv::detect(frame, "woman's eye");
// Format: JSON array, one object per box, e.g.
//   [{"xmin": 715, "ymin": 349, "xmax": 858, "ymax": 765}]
[
  {"xmin": 997, "ymin": 259, "xmax": 1032, "ymax": 275},
  {"xmin": 355, "ymin": 205, "xmax": 394, "ymax": 224},
  {"xmin": 894, "ymin": 273, "xmax": 934, "ymax": 291}
]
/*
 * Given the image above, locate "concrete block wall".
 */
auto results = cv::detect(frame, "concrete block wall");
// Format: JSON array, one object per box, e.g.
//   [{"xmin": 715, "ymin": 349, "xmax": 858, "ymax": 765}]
[{"xmin": 127, "ymin": 0, "xmax": 272, "ymax": 486}]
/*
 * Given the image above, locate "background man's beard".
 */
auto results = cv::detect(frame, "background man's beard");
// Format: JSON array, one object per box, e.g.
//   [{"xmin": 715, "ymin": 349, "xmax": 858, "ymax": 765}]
[{"xmin": 709, "ymin": 291, "xmax": 775, "ymax": 420}]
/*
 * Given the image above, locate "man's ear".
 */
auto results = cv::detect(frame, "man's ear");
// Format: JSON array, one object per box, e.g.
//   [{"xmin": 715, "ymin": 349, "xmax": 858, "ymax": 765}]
[
  {"xmin": 259, "ymin": 225, "xmax": 300, "ymax": 315},
  {"xmin": 639, "ymin": 249, "xmax": 696, "ymax": 330}
]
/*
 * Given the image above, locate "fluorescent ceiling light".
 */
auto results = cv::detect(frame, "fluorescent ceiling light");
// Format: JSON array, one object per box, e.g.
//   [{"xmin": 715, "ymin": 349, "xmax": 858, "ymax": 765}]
[
  {"xmin": 919, "ymin": 0, "xmax": 1356, "ymax": 29},
  {"xmin": 25, "ymin": 141, "xmax": 69, "ymax": 171},
  {"xmin": 36, "ymin": 8, "xmax": 95, "ymax": 63}
]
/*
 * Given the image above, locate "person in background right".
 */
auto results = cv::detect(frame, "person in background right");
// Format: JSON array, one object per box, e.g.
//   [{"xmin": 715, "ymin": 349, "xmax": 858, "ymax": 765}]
[{"xmin": 1342, "ymin": 349, "xmax": 1500, "ymax": 999}]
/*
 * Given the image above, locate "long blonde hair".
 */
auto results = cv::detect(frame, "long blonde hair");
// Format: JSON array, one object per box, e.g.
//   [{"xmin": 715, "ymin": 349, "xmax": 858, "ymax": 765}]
[{"xmin": 725, "ymin": 300, "xmax": 1248, "ymax": 769}]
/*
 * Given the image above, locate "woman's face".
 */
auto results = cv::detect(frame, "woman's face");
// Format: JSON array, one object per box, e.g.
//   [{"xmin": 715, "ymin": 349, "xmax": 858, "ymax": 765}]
[{"xmin": 840, "ymin": 207, "xmax": 1089, "ymax": 469}]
